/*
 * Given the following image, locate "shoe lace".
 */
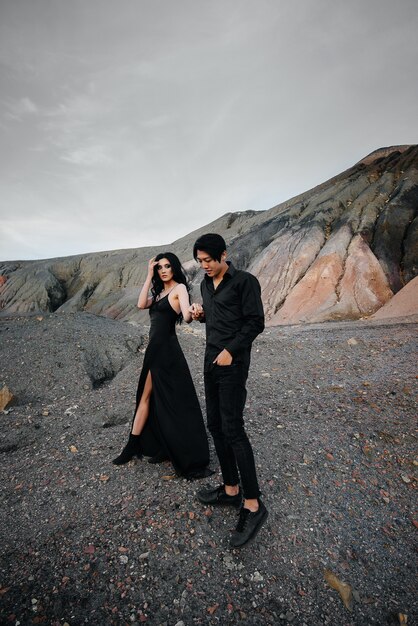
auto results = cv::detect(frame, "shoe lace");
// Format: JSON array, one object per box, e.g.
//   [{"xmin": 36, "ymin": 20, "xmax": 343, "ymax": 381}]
[{"xmin": 236, "ymin": 507, "xmax": 250, "ymax": 533}]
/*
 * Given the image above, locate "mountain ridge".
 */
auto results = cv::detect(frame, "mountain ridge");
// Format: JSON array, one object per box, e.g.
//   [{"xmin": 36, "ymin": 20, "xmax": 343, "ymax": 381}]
[{"xmin": 1, "ymin": 145, "xmax": 417, "ymax": 325}]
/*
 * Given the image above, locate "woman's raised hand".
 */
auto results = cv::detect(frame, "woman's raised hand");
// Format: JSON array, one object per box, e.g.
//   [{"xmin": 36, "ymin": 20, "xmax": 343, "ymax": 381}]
[{"xmin": 147, "ymin": 257, "xmax": 158, "ymax": 276}]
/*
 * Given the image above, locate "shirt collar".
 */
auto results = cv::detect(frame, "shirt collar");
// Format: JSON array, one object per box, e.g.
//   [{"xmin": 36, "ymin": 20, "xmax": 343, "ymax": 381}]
[{"xmin": 224, "ymin": 261, "xmax": 236, "ymax": 279}]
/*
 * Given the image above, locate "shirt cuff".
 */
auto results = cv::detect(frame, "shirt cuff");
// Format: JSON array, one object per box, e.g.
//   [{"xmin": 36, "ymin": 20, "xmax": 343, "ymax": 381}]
[{"xmin": 224, "ymin": 344, "xmax": 236, "ymax": 358}]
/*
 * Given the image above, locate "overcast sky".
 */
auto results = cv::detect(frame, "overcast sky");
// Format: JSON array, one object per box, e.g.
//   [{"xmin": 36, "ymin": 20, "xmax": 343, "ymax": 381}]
[{"xmin": 0, "ymin": 0, "xmax": 417, "ymax": 261}]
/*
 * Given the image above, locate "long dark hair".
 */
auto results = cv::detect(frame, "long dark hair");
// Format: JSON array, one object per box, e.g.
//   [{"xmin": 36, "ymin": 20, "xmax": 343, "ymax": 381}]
[{"xmin": 151, "ymin": 252, "xmax": 190, "ymax": 323}]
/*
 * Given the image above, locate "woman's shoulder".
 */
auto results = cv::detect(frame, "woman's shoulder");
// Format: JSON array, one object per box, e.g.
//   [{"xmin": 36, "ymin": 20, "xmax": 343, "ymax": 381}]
[{"xmin": 173, "ymin": 282, "xmax": 188, "ymax": 294}]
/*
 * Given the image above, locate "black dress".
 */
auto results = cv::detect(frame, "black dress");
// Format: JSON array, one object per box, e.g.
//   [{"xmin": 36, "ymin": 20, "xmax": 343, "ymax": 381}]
[{"xmin": 133, "ymin": 294, "xmax": 211, "ymax": 478}]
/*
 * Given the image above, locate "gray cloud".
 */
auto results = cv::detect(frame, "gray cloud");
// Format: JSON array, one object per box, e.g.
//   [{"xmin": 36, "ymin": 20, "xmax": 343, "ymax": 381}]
[{"xmin": 0, "ymin": 0, "xmax": 417, "ymax": 260}]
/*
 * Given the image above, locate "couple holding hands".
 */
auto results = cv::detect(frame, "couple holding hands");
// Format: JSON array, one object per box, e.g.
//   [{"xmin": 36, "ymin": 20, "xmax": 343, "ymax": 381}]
[{"xmin": 112, "ymin": 233, "xmax": 268, "ymax": 548}]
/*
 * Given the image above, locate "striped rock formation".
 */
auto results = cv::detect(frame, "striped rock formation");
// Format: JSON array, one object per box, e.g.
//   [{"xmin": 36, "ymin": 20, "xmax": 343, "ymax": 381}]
[{"xmin": 1, "ymin": 145, "xmax": 417, "ymax": 325}]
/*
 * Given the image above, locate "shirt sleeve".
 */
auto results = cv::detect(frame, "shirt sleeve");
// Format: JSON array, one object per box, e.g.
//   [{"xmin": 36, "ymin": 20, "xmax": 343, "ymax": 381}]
[
  {"xmin": 224, "ymin": 273, "xmax": 265, "ymax": 357},
  {"xmin": 198, "ymin": 281, "xmax": 206, "ymax": 323}
]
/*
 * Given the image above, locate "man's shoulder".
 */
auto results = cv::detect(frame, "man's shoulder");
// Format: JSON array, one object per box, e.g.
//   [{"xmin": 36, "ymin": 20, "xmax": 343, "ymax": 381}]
[
  {"xmin": 232, "ymin": 268, "xmax": 260, "ymax": 286},
  {"xmin": 235, "ymin": 268, "xmax": 255, "ymax": 278}
]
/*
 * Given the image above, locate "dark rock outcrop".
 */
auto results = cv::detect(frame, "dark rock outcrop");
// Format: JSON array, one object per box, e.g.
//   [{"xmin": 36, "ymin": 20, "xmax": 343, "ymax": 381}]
[{"xmin": 1, "ymin": 145, "xmax": 417, "ymax": 324}]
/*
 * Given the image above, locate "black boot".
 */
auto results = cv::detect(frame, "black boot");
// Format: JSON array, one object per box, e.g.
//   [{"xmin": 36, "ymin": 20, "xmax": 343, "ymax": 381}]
[{"xmin": 112, "ymin": 434, "xmax": 142, "ymax": 465}]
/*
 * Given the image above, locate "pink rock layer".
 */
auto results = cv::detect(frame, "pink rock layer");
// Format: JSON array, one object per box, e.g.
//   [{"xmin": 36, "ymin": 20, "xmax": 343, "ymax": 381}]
[{"xmin": 370, "ymin": 276, "xmax": 418, "ymax": 320}]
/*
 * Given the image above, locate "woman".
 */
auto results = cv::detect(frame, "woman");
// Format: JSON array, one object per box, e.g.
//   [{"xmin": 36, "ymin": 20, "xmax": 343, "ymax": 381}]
[{"xmin": 113, "ymin": 252, "xmax": 212, "ymax": 479}]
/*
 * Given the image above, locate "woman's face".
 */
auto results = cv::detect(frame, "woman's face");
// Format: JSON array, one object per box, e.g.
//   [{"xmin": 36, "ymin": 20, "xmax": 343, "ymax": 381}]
[{"xmin": 156, "ymin": 258, "xmax": 173, "ymax": 283}]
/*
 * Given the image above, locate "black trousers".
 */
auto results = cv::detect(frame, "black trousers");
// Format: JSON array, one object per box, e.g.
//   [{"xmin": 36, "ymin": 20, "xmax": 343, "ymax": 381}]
[{"xmin": 204, "ymin": 363, "xmax": 260, "ymax": 499}]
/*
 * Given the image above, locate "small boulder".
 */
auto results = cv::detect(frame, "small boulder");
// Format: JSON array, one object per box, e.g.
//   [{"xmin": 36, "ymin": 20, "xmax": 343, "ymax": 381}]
[{"xmin": 0, "ymin": 385, "xmax": 14, "ymax": 411}]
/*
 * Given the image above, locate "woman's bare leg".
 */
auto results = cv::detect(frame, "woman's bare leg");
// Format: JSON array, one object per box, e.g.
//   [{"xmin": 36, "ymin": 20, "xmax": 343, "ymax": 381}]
[
  {"xmin": 112, "ymin": 372, "xmax": 153, "ymax": 465},
  {"xmin": 131, "ymin": 371, "xmax": 152, "ymax": 435}
]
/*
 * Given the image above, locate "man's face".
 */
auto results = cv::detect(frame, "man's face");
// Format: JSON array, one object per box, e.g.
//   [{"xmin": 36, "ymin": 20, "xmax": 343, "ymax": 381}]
[{"xmin": 196, "ymin": 249, "xmax": 226, "ymax": 278}]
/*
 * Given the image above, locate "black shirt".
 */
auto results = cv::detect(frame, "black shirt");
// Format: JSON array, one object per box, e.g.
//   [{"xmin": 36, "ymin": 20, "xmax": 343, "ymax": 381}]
[{"xmin": 200, "ymin": 262, "xmax": 265, "ymax": 370}]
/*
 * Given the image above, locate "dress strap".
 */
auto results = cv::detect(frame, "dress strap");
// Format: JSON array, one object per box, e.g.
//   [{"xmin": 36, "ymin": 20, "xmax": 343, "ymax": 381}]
[{"xmin": 156, "ymin": 284, "xmax": 177, "ymax": 302}]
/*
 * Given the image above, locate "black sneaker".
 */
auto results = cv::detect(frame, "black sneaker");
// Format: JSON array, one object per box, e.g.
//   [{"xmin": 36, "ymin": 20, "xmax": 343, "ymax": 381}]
[
  {"xmin": 230, "ymin": 500, "xmax": 268, "ymax": 548},
  {"xmin": 197, "ymin": 484, "xmax": 242, "ymax": 507}
]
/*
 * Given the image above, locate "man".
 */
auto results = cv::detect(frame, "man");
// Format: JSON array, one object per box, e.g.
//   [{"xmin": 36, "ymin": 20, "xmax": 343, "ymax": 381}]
[{"xmin": 190, "ymin": 233, "xmax": 268, "ymax": 548}]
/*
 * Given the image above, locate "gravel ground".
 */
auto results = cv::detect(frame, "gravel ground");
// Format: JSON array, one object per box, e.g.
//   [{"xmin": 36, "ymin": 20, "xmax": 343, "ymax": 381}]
[{"xmin": 0, "ymin": 312, "xmax": 417, "ymax": 626}]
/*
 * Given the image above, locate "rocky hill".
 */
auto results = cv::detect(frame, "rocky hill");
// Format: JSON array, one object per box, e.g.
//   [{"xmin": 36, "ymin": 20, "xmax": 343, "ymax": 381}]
[{"xmin": 1, "ymin": 145, "xmax": 417, "ymax": 324}]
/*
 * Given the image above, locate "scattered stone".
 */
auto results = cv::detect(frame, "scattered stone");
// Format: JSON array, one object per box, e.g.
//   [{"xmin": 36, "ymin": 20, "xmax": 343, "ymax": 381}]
[
  {"xmin": 347, "ymin": 338, "xmax": 359, "ymax": 346},
  {"xmin": 0, "ymin": 312, "xmax": 416, "ymax": 625},
  {"xmin": 0, "ymin": 385, "xmax": 14, "ymax": 411}
]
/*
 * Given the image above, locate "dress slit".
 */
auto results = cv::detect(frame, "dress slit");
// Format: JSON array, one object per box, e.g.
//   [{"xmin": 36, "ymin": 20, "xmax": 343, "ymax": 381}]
[{"xmin": 135, "ymin": 369, "xmax": 153, "ymax": 413}]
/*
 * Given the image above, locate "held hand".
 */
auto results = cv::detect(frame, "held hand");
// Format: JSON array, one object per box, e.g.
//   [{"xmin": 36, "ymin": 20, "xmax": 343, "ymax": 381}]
[
  {"xmin": 213, "ymin": 349, "xmax": 233, "ymax": 366},
  {"xmin": 190, "ymin": 303, "xmax": 204, "ymax": 321}
]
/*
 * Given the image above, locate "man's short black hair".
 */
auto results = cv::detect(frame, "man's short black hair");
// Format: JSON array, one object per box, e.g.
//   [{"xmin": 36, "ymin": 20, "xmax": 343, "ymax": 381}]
[{"xmin": 193, "ymin": 233, "xmax": 227, "ymax": 262}]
